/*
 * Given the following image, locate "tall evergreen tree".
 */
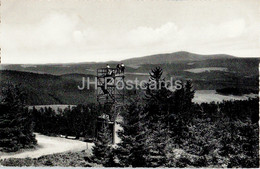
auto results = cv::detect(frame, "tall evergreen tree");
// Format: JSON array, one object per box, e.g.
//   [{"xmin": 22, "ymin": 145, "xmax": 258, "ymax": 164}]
[
  {"xmin": 91, "ymin": 123, "xmax": 113, "ymax": 167},
  {"xmin": 183, "ymin": 80, "xmax": 195, "ymax": 124},
  {"xmin": 169, "ymin": 80, "xmax": 195, "ymax": 144},
  {"xmin": 184, "ymin": 80, "xmax": 195, "ymax": 106},
  {"xmin": 144, "ymin": 114, "xmax": 173, "ymax": 167},
  {"xmin": 144, "ymin": 67, "xmax": 173, "ymax": 124},
  {"xmin": 116, "ymin": 98, "xmax": 147, "ymax": 167},
  {"xmin": 143, "ymin": 67, "xmax": 177, "ymax": 166},
  {"xmin": 0, "ymin": 83, "xmax": 36, "ymax": 152}
]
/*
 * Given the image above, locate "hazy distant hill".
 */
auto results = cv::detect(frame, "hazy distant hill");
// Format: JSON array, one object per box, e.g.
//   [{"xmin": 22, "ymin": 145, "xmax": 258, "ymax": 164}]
[
  {"xmin": 0, "ymin": 51, "xmax": 236, "ymax": 75},
  {"xmin": 122, "ymin": 51, "xmax": 235, "ymax": 65}
]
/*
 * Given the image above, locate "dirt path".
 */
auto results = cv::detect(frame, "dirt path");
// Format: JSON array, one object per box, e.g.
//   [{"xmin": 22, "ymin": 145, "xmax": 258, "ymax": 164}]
[{"xmin": 0, "ymin": 133, "xmax": 93, "ymax": 159}]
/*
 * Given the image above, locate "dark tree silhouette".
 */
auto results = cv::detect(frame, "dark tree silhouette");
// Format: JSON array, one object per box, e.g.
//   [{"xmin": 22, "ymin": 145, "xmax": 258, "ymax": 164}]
[
  {"xmin": 0, "ymin": 83, "xmax": 36, "ymax": 152},
  {"xmin": 91, "ymin": 123, "xmax": 114, "ymax": 167},
  {"xmin": 116, "ymin": 98, "xmax": 147, "ymax": 167}
]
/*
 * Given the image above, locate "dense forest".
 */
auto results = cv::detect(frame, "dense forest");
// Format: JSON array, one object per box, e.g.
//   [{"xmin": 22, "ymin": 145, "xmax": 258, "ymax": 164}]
[
  {"xmin": 30, "ymin": 104, "xmax": 103, "ymax": 139},
  {"xmin": 0, "ymin": 67, "xmax": 259, "ymax": 167},
  {"xmin": 0, "ymin": 84, "xmax": 37, "ymax": 152},
  {"xmin": 91, "ymin": 67, "xmax": 259, "ymax": 168}
]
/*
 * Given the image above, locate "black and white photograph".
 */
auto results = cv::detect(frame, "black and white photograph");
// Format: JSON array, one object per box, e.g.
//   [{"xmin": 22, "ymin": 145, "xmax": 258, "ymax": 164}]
[{"xmin": 0, "ymin": 0, "xmax": 259, "ymax": 167}]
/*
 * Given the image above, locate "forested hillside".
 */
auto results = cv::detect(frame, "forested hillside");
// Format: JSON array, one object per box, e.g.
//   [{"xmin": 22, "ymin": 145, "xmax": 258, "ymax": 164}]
[
  {"xmin": 0, "ymin": 70, "xmax": 96, "ymax": 105},
  {"xmin": 0, "ymin": 67, "xmax": 259, "ymax": 167},
  {"xmin": 1, "ymin": 57, "xmax": 259, "ymax": 105}
]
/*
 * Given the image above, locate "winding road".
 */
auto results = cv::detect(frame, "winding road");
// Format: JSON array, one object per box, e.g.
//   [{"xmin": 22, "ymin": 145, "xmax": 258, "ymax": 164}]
[{"xmin": 0, "ymin": 133, "xmax": 93, "ymax": 159}]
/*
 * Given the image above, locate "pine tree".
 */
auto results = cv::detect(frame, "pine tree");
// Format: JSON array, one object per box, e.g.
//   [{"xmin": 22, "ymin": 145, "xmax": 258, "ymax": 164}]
[
  {"xmin": 169, "ymin": 80, "xmax": 195, "ymax": 144},
  {"xmin": 183, "ymin": 80, "xmax": 195, "ymax": 124},
  {"xmin": 91, "ymin": 123, "xmax": 113, "ymax": 167},
  {"xmin": 142, "ymin": 67, "xmax": 177, "ymax": 167},
  {"xmin": 116, "ymin": 98, "xmax": 147, "ymax": 167},
  {"xmin": 144, "ymin": 114, "xmax": 171, "ymax": 167},
  {"xmin": 0, "ymin": 83, "xmax": 37, "ymax": 152},
  {"xmin": 184, "ymin": 80, "xmax": 195, "ymax": 105},
  {"xmin": 144, "ymin": 67, "xmax": 173, "ymax": 124}
]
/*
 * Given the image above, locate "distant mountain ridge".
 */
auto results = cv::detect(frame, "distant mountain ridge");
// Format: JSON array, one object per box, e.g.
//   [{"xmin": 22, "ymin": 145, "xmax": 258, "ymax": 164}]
[
  {"xmin": 1, "ymin": 51, "xmax": 235, "ymax": 66},
  {"xmin": 0, "ymin": 51, "xmax": 239, "ymax": 76},
  {"xmin": 1, "ymin": 55, "xmax": 258, "ymax": 105},
  {"xmin": 122, "ymin": 51, "xmax": 235, "ymax": 65}
]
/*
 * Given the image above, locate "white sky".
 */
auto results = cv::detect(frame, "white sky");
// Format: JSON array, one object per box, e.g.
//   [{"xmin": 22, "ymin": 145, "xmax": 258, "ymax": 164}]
[{"xmin": 1, "ymin": 0, "xmax": 260, "ymax": 64}]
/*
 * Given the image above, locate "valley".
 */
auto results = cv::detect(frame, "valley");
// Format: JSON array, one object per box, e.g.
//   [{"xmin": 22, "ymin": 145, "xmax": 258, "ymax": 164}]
[{"xmin": 0, "ymin": 52, "xmax": 258, "ymax": 105}]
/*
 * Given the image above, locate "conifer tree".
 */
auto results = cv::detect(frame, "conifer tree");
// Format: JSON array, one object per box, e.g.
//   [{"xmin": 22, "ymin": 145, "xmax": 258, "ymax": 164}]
[
  {"xmin": 0, "ymin": 83, "xmax": 36, "ymax": 152},
  {"xmin": 182, "ymin": 80, "xmax": 195, "ymax": 124},
  {"xmin": 143, "ymin": 67, "xmax": 177, "ymax": 167},
  {"xmin": 144, "ymin": 114, "xmax": 172, "ymax": 167},
  {"xmin": 116, "ymin": 98, "xmax": 147, "ymax": 167},
  {"xmin": 91, "ymin": 123, "xmax": 113, "ymax": 167},
  {"xmin": 144, "ymin": 67, "xmax": 173, "ymax": 124},
  {"xmin": 169, "ymin": 80, "xmax": 195, "ymax": 144},
  {"xmin": 184, "ymin": 80, "xmax": 195, "ymax": 107}
]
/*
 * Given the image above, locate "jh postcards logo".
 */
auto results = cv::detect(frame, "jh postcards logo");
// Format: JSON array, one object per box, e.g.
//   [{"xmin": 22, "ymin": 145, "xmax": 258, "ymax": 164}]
[{"xmin": 78, "ymin": 76, "xmax": 183, "ymax": 91}]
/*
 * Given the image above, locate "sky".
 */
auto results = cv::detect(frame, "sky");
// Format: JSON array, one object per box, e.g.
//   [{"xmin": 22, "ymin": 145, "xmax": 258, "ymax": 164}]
[{"xmin": 1, "ymin": 0, "xmax": 260, "ymax": 64}]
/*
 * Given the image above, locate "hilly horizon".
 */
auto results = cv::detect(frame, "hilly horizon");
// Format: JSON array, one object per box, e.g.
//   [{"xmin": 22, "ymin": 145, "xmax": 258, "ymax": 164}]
[
  {"xmin": 121, "ymin": 51, "xmax": 235, "ymax": 65},
  {"xmin": 0, "ymin": 50, "xmax": 258, "ymax": 77},
  {"xmin": 0, "ymin": 52, "xmax": 258, "ymax": 105},
  {"xmin": 1, "ymin": 51, "xmax": 236, "ymax": 66}
]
